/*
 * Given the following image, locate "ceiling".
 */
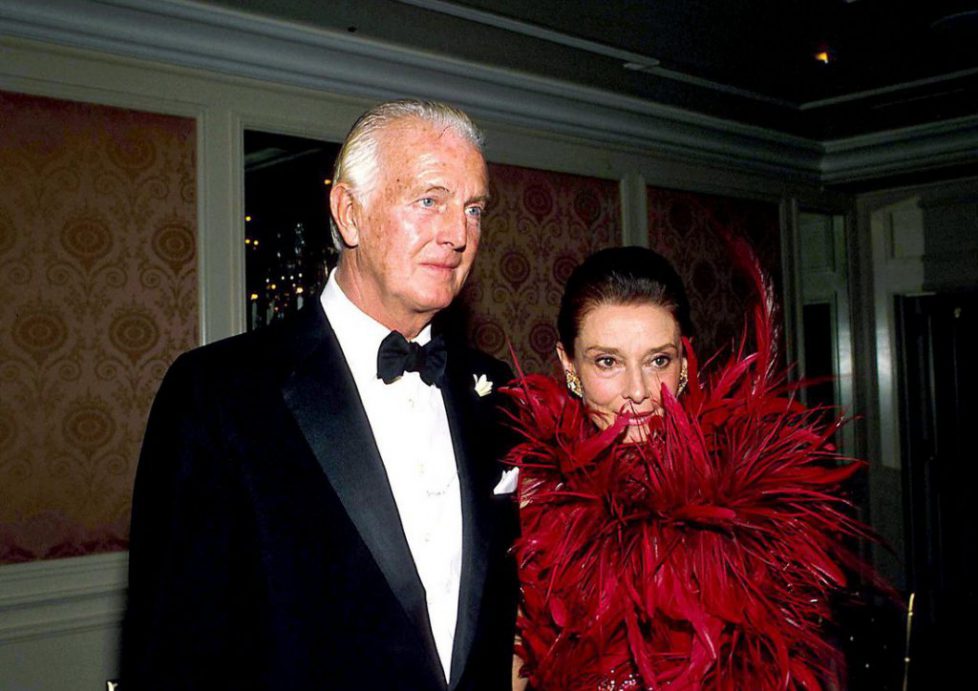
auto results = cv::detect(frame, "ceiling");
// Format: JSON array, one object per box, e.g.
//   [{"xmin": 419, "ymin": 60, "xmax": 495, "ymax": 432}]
[{"xmin": 201, "ymin": 0, "xmax": 978, "ymax": 141}]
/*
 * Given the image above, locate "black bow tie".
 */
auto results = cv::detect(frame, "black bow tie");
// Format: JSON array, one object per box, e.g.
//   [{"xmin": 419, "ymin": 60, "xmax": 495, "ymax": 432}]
[{"xmin": 377, "ymin": 331, "xmax": 447, "ymax": 387}]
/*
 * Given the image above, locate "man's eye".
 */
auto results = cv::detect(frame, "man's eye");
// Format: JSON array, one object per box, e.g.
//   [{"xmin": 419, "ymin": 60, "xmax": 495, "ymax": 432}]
[
  {"xmin": 419, "ymin": 197, "xmax": 436, "ymax": 208},
  {"xmin": 465, "ymin": 205, "xmax": 484, "ymax": 218}
]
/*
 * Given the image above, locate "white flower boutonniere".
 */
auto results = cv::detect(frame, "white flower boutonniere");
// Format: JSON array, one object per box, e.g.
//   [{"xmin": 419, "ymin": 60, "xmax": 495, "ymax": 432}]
[
  {"xmin": 473, "ymin": 374, "xmax": 493, "ymax": 397},
  {"xmin": 493, "ymin": 466, "xmax": 519, "ymax": 495}
]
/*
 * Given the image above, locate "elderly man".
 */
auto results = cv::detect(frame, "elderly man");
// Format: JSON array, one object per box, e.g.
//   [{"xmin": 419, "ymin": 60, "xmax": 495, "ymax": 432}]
[{"xmin": 122, "ymin": 100, "xmax": 517, "ymax": 690}]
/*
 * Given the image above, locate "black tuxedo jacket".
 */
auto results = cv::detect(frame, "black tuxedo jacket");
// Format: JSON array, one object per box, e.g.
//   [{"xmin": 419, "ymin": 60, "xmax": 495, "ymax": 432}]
[{"xmin": 121, "ymin": 303, "xmax": 518, "ymax": 690}]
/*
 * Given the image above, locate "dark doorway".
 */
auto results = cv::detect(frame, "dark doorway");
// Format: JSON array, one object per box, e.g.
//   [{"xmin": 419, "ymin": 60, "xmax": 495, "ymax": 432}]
[{"xmin": 897, "ymin": 291, "xmax": 978, "ymax": 687}]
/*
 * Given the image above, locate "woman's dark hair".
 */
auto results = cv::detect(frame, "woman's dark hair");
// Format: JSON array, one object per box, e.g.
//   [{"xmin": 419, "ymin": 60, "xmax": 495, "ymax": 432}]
[{"xmin": 557, "ymin": 246, "xmax": 693, "ymax": 356}]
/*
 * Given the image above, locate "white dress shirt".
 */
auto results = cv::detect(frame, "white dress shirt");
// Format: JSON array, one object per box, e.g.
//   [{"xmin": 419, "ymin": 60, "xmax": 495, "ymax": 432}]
[{"xmin": 320, "ymin": 270, "xmax": 462, "ymax": 682}]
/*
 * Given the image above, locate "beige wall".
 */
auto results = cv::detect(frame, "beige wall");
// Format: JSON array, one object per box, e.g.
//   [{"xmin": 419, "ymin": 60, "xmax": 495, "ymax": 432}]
[
  {"xmin": 463, "ymin": 163, "xmax": 621, "ymax": 375},
  {"xmin": 0, "ymin": 91, "xmax": 198, "ymax": 563}
]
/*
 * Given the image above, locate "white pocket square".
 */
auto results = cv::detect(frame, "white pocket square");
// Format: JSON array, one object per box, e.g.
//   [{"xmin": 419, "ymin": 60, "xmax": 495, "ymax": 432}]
[{"xmin": 493, "ymin": 467, "xmax": 519, "ymax": 495}]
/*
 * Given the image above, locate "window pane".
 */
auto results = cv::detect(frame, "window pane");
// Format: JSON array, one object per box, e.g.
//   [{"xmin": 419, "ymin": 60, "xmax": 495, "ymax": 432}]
[{"xmin": 244, "ymin": 130, "xmax": 341, "ymax": 330}]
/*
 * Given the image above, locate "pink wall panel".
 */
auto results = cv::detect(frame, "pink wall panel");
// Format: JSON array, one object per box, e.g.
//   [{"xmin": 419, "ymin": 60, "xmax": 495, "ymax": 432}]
[
  {"xmin": 460, "ymin": 163, "xmax": 620, "ymax": 375},
  {"xmin": 0, "ymin": 91, "xmax": 197, "ymax": 564}
]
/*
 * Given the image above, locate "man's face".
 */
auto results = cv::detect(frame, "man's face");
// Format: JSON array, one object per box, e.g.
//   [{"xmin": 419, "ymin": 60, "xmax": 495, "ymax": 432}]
[{"xmin": 334, "ymin": 118, "xmax": 489, "ymax": 335}]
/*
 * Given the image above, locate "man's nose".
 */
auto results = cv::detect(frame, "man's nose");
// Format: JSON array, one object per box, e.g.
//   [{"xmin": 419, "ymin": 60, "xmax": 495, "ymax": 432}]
[{"xmin": 436, "ymin": 206, "xmax": 468, "ymax": 249}]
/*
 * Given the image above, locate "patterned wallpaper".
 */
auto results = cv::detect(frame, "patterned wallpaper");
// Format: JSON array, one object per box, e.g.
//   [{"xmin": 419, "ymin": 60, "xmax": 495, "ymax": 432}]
[
  {"xmin": 0, "ymin": 96, "xmax": 782, "ymax": 565},
  {"xmin": 645, "ymin": 186, "xmax": 783, "ymax": 364},
  {"xmin": 457, "ymin": 162, "xmax": 621, "ymax": 375},
  {"xmin": 0, "ymin": 91, "xmax": 197, "ymax": 564}
]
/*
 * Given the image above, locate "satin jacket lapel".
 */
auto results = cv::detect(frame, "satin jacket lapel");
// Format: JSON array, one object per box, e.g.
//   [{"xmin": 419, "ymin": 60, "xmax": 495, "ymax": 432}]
[
  {"xmin": 280, "ymin": 308, "xmax": 437, "ymax": 660},
  {"xmin": 441, "ymin": 355, "xmax": 491, "ymax": 689}
]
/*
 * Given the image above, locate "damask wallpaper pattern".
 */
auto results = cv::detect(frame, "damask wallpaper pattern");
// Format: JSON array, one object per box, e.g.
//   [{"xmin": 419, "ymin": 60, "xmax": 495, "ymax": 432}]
[
  {"xmin": 0, "ymin": 95, "xmax": 779, "ymax": 565},
  {"xmin": 459, "ymin": 162, "xmax": 621, "ymax": 375},
  {"xmin": 0, "ymin": 91, "xmax": 197, "ymax": 564},
  {"xmin": 645, "ymin": 186, "xmax": 782, "ymax": 364}
]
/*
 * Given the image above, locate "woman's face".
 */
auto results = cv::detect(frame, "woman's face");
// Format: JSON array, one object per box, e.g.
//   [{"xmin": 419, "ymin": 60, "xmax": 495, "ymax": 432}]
[{"xmin": 557, "ymin": 301, "xmax": 684, "ymax": 443}]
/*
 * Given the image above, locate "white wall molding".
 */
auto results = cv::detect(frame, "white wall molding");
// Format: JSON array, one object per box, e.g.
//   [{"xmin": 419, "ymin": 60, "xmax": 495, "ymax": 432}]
[
  {"xmin": 619, "ymin": 173, "xmax": 649, "ymax": 247},
  {"xmin": 821, "ymin": 115, "xmax": 978, "ymax": 184},
  {"xmin": 0, "ymin": 552, "xmax": 127, "ymax": 644},
  {"xmin": 0, "ymin": 553, "xmax": 127, "ymax": 689},
  {"xmin": 867, "ymin": 197, "xmax": 926, "ymax": 472}
]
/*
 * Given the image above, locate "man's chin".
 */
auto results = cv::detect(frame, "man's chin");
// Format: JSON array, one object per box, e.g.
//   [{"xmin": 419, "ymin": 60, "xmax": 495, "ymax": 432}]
[{"xmin": 413, "ymin": 283, "xmax": 463, "ymax": 311}]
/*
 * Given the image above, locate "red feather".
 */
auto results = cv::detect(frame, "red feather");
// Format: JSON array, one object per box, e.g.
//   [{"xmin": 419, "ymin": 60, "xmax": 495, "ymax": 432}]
[{"xmin": 503, "ymin": 254, "xmax": 880, "ymax": 690}]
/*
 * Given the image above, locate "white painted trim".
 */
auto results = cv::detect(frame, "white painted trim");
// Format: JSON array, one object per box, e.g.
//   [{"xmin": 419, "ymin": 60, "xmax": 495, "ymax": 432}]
[
  {"xmin": 619, "ymin": 174, "xmax": 649, "ymax": 247},
  {"xmin": 821, "ymin": 115, "xmax": 978, "ymax": 183},
  {"xmin": 197, "ymin": 107, "xmax": 244, "ymax": 343},
  {"xmin": 868, "ymin": 197, "xmax": 925, "ymax": 470},
  {"xmin": 780, "ymin": 199, "xmax": 804, "ymax": 369},
  {"xmin": 0, "ymin": 552, "xmax": 127, "ymax": 644},
  {"xmin": 796, "ymin": 210, "xmax": 857, "ymax": 454}
]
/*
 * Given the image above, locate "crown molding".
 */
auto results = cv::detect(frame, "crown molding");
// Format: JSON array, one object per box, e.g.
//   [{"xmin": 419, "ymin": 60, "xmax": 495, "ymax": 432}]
[
  {"xmin": 1, "ymin": 0, "xmax": 975, "ymax": 186},
  {"xmin": 820, "ymin": 115, "xmax": 978, "ymax": 184}
]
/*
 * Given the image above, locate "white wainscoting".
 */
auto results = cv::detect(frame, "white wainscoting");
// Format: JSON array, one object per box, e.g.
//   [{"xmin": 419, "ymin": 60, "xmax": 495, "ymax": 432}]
[{"xmin": 0, "ymin": 552, "xmax": 126, "ymax": 691}]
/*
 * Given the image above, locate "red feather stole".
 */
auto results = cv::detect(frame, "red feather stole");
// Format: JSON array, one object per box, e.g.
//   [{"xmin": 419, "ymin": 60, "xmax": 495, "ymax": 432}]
[{"xmin": 504, "ymin": 341, "xmax": 873, "ymax": 691}]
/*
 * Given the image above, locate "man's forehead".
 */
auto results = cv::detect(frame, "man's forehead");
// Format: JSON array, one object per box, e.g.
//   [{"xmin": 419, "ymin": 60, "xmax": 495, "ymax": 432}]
[
  {"xmin": 377, "ymin": 118, "xmax": 480, "ymax": 157},
  {"xmin": 373, "ymin": 124, "xmax": 486, "ymax": 194}
]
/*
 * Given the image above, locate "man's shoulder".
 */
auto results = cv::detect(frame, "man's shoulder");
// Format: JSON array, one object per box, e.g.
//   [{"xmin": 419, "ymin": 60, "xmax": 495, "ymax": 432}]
[
  {"xmin": 170, "ymin": 323, "xmax": 267, "ymax": 375},
  {"xmin": 166, "ymin": 304, "xmax": 330, "ymax": 382}
]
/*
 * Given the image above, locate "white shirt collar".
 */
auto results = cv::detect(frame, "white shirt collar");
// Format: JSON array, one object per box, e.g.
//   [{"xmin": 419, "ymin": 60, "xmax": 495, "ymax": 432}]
[{"xmin": 320, "ymin": 268, "xmax": 432, "ymax": 384}]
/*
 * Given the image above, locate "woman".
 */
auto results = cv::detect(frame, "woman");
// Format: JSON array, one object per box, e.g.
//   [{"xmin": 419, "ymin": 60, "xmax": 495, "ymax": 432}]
[
  {"xmin": 555, "ymin": 247, "xmax": 692, "ymax": 445},
  {"xmin": 506, "ymin": 246, "xmax": 873, "ymax": 690}
]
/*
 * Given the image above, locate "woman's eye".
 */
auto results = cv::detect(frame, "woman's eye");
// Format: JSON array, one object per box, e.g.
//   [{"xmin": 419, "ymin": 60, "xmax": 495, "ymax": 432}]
[
  {"xmin": 650, "ymin": 355, "xmax": 671, "ymax": 369},
  {"xmin": 595, "ymin": 356, "xmax": 617, "ymax": 369}
]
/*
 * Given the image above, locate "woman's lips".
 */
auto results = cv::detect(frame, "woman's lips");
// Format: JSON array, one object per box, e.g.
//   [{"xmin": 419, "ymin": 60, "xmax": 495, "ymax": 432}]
[{"xmin": 620, "ymin": 411, "xmax": 655, "ymax": 425}]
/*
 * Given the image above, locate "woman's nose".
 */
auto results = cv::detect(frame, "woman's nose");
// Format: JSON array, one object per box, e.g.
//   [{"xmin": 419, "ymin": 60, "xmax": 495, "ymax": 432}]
[{"xmin": 624, "ymin": 367, "xmax": 653, "ymax": 404}]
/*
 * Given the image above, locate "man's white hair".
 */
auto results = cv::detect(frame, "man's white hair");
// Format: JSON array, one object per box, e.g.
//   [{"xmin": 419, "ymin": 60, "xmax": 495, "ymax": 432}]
[{"xmin": 329, "ymin": 99, "xmax": 485, "ymax": 250}]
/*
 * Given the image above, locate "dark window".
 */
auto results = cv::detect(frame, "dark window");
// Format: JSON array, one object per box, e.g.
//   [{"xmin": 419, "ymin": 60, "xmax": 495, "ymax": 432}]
[{"xmin": 244, "ymin": 130, "xmax": 341, "ymax": 330}]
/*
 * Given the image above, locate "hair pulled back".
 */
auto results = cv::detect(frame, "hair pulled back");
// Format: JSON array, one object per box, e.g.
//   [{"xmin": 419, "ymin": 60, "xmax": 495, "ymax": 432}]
[{"xmin": 557, "ymin": 246, "xmax": 693, "ymax": 357}]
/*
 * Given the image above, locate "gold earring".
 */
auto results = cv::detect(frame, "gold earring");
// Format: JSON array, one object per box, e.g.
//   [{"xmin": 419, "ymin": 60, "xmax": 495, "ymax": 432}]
[
  {"xmin": 677, "ymin": 360, "xmax": 688, "ymax": 396},
  {"xmin": 565, "ymin": 369, "xmax": 583, "ymax": 398}
]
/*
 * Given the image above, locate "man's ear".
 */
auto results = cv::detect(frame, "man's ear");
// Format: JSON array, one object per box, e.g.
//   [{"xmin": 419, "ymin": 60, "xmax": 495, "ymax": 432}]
[{"xmin": 330, "ymin": 182, "xmax": 361, "ymax": 248}]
